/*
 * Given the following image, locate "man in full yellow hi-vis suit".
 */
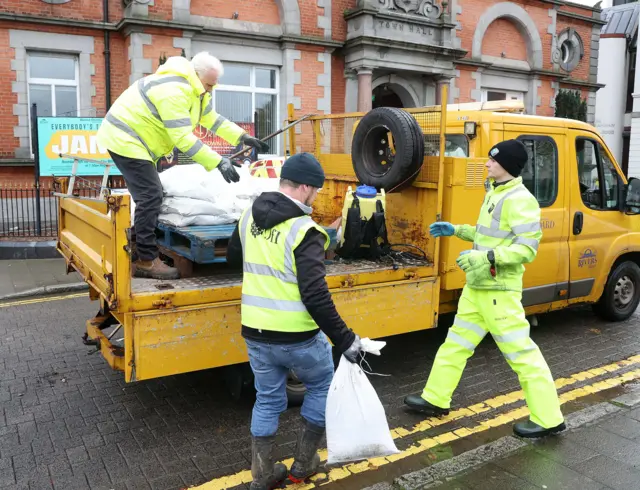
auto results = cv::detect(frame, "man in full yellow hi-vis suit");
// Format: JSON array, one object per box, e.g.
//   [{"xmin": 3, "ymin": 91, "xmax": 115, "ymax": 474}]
[
  {"xmin": 405, "ymin": 139, "xmax": 566, "ymax": 439},
  {"xmin": 97, "ymin": 52, "xmax": 268, "ymax": 279}
]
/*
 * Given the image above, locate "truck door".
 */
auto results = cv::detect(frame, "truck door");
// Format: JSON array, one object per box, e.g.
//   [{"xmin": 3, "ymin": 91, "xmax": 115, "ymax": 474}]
[
  {"xmin": 568, "ymin": 132, "xmax": 628, "ymax": 300},
  {"xmin": 504, "ymin": 127, "xmax": 569, "ymax": 307}
]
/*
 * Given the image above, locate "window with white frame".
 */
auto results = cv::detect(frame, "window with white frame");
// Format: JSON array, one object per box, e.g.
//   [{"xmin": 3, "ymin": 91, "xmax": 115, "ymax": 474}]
[
  {"xmin": 481, "ymin": 90, "xmax": 524, "ymax": 102},
  {"xmin": 213, "ymin": 63, "xmax": 279, "ymax": 153},
  {"xmin": 27, "ymin": 52, "xmax": 79, "ymax": 119}
]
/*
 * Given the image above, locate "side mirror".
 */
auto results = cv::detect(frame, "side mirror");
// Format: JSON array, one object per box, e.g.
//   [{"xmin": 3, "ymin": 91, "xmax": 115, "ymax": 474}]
[{"xmin": 624, "ymin": 177, "xmax": 640, "ymax": 215}]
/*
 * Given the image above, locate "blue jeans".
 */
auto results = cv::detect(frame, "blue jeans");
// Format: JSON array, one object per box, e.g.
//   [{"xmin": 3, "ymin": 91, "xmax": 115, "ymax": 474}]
[{"xmin": 245, "ymin": 331, "xmax": 334, "ymax": 437}]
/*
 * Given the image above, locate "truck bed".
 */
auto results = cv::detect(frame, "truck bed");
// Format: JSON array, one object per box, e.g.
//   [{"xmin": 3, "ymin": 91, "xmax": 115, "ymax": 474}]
[{"xmin": 131, "ymin": 256, "xmax": 431, "ymax": 295}]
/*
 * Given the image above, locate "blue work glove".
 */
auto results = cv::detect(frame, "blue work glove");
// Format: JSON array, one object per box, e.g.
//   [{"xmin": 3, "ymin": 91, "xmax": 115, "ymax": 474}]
[
  {"xmin": 456, "ymin": 250, "xmax": 489, "ymax": 272},
  {"xmin": 429, "ymin": 222, "xmax": 455, "ymax": 237},
  {"xmin": 240, "ymin": 133, "xmax": 270, "ymax": 153}
]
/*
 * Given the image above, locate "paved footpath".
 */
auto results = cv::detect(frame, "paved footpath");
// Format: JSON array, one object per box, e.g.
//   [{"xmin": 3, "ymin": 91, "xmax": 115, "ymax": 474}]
[
  {"xmin": 381, "ymin": 388, "xmax": 640, "ymax": 490},
  {"xmin": 0, "ymin": 258, "xmax": 85, "ymax": 300},
  {"xmin": 1, "ymin": 292, "xmax": 640, "ymax": 489}
]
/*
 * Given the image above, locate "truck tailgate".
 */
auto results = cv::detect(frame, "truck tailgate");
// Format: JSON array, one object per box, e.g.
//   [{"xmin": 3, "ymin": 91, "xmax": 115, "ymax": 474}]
[{"xmin": 57, "ymin": 193, "xmax": 132, "ymax": 307}]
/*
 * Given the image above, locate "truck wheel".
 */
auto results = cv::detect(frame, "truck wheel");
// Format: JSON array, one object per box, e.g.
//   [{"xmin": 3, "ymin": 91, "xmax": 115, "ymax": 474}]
[
  {"xmin": 286, "ymin": 371, "xmax": 306, "ymax": 406},
  {"xmin": 351, "ymin": 107, "xmax": 424, "ymax": 192},
  {"xmin": 593, "ymin": 261, "xmax": 640, "ymax": 322}
]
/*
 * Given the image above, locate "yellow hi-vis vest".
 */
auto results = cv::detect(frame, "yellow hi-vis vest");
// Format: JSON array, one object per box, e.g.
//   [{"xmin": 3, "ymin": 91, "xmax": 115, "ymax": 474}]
[
  {"xmin": 96, "ymin": 56, "xmax": 245, "ymax": 170},
  {"xmin": 453, "ymin": 177, "xmax": 542, "ymax": 292},
  {"xmin": 239, "ymin": 208, "xmax": 330, "ymax": 332}
]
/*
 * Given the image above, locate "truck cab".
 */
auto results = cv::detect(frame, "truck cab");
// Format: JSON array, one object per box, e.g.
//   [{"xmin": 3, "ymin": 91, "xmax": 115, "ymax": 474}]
[{"xmin": 434, "ymin": 100, "xmax": 640, "ymax": 321}]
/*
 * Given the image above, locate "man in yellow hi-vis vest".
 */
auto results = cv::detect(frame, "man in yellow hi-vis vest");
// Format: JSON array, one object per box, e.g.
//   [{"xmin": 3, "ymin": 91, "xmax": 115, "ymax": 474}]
[
  {"xmin": 226, "ymin": 153, "xmax": 363, "ymax": 490},
  {"xmin": 97, "ymin": 52, "xmax": 268, "ymax": 280},
  {"xmin": 405, "ymin": 139, "xmax": 566, "ymax": 439}
]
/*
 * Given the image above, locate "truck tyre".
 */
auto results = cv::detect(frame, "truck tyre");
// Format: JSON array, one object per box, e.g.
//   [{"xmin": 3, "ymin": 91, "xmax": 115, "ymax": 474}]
[
  {"xmin": 593, "ymin": 260, "xmax": 640, "ymax": 322},
  {"xmin": 352, "ymin": 107, "xmax": 424, "ymax": 192},
  {"xmin": 286, "ymin": 371, "xmax": 306, "ymax": 406},
  {"xmin": 286, "ymin": 349, "xmax": 342, "ymax": 406}
]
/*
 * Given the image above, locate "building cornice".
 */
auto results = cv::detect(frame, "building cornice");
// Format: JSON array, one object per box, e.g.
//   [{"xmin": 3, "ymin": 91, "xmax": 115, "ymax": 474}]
[
  {"xmin": 0, "ymin": 14, "xmax": 347, "ymax": 50},
  {"xmin": 0, "ymin": 12, "xmax": 117, "ymax": 30},
  {"xmin": 0, "ymin": 158, "xmax": 34, "ymax": 167},
  {"xmin": 540, "ymin": 0, "xmax": 601, "ymax": 13},
  {"xmin": 115, "ymin": 18, "xmax": 201, "ymax": 33},
  {"xmin": 556, "ymin": 10, "xmax": 607, "ymax": 26},
  {"xmin": 455, "ymin": 58, "xmax": 605, "ymax": 90},
  {"xmin": 559, "ymin": 78, "xmax": 605, "ymax": 90},
  {"xmin": 455, "ymin": 58, "xmax": 493, "ymax": 68},
  {"xmin": 279, "ymin": 35, "xmax": 344, "ymax": 49}
]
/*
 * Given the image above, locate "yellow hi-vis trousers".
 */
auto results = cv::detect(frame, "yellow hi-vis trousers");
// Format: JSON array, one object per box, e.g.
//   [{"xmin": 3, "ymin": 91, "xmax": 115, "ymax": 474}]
[{"xmin": 422, "ymin": 286, "xmax": 564, "ymax": 429}]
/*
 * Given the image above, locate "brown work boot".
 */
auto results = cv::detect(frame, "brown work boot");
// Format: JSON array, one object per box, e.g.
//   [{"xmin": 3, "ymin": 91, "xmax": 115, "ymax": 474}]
[{"xmin": 133, "ymin": 257, "xmax": 180, "ymax": 280}]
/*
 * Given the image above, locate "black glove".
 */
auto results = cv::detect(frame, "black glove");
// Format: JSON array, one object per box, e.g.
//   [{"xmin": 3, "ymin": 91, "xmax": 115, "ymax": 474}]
[
  {"xmin": 217, "ymin": 157, "xmax": 240, "ymax": 183},
  {"xmin": 342, "ymin": 334, "xmax": 363, "ymax": 363},
  {"xmin": 240, "ymin": 133, "xmax": 270, "ymax": 153}
]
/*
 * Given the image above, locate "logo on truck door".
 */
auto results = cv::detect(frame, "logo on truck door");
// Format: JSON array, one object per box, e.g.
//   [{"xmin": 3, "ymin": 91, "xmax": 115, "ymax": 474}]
[
  {"xmin": 578, "ymin": 248, "xmax": 598, "ymax": 268},
  {"xmin": 541, "ymin": 218, "xmax": 555, "ymax": 229}
]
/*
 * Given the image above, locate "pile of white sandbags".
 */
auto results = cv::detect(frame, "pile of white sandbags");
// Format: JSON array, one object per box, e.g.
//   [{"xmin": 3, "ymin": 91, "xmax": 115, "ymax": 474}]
[{"xmin": 157, "ymin": 163, "xmax": 279, "ymax": 227}]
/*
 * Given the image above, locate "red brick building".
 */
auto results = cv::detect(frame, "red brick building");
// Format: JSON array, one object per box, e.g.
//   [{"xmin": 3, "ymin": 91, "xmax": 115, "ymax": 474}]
[{"xmin": 0, "ymin": 0, "xmax": 604, "ymax": 181}]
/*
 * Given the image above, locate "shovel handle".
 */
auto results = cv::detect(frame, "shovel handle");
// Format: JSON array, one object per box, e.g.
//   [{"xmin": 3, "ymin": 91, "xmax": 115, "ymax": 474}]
[{"xmin": 228, "ymin": 113, "xmax": 314, "ymax": 161}]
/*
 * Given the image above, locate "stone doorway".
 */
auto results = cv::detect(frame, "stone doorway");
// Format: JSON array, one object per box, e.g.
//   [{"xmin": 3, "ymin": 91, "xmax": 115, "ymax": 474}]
[{"xmin": 372, "ymin": 84, "xmax": 405, "ymax": 108}]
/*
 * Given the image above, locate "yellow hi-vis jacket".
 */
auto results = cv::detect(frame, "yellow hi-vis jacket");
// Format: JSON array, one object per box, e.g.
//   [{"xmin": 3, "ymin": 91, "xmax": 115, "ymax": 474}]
[
  {"xmin": 96, "ymin": 56, "xmax": 246, "ymax": 170},
  {"xmin": 238, "ymin": 207, "xmax": 330, "ymax": 333},
  {"xmin": 454, "ymin": 177, "xmax": 542, "ymax": 292}
]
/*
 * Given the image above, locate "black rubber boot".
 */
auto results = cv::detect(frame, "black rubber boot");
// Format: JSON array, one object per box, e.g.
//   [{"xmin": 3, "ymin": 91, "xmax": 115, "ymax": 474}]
[
  {"xmin": 404, "ymin": 394, "xmax": 450, "ymax": 416},
  {"xmin": 289, "ymin": 421, "xmax": 324, "ymax": 483},
  {"xmin": 513, "ymin": 420, "xmax": 566, "ymax": 439},
  {"xmin": 250, "ymin": 435, "xmax": 287, "ymax": 490}
]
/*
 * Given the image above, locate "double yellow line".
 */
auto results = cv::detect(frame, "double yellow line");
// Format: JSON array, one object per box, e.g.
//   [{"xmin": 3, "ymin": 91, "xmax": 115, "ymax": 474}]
[
  {"xmin": 195, "ymin": 354, "xmax": 640, "ymax": 489},
  {"xmin": 0, "ymin": 292, "xmax": 87, "ymax": 309}
]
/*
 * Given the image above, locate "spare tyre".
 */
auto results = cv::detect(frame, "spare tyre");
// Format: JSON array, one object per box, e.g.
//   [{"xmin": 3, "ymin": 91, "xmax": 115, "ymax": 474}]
[{"xmin": 351, "ymin": 107, "xmax": 424, "ymax": 192}]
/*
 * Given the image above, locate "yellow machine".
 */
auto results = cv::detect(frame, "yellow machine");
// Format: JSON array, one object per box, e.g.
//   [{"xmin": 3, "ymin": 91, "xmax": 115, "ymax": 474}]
[
  {"xmin": 56, "ymin": 93, "xmax": 640, "ymax": 396},
  {"xmin": 339, "ymin": 185, "xmax": 387, "ymax": 247}
]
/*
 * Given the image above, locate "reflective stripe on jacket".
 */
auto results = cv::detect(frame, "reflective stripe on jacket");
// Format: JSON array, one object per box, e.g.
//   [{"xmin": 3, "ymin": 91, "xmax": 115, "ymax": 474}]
[
  {"xmin": 239, "ymin": 208, "xmax": 330, "ymax": 333},
  {"xmin": 96, "ymin": 56, "xmax": 245, "ymax": 170},
  {"xmin": 454, "ymin": 177, "xmax": 542, "ymax": 291}
]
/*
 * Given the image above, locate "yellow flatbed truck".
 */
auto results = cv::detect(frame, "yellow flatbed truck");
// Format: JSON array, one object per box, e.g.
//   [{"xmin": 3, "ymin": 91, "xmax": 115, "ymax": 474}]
[{"xmin": 56, "ymin": 96, "xmax": 640, "ymax": 399}]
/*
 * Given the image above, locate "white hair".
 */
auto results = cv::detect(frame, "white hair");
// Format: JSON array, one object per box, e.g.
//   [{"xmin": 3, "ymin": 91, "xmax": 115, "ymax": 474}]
[{"xmin": 191, "ymin": 51, "xmax": 224, "ymax": 78}]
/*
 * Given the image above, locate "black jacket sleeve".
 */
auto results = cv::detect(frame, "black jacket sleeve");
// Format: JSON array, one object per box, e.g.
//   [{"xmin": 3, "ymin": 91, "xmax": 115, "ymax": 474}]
[
  {"xmin": 226, "ymin": 222, "xmax": 243, "ymax": 269},
  {"xmin": 294, "ymin": 229, "xmax": 356, "ymax": 353}
]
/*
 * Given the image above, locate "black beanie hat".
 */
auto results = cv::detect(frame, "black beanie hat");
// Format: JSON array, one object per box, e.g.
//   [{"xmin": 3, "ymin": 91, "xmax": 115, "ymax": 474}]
[
  {"xmin": 488, "ymin": 139, "xmax": 529, "ymax": 178},
  {"xmin": 280, "ymin": 152, "xmax": 325, "ymax": 188}
]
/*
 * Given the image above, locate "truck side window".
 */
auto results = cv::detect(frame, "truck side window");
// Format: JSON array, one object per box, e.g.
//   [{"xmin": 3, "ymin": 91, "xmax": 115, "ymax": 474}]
[
  {"xmin": 600, "ymin": 148, "xmax": 620, "ymax": 210},
  {"xmin": 576, "ymin": 138, "xmax": 619, "ymax": 211},
  {"xmin": 518, "ymin": 136, "xmax": 557, "ymax": 207},
  {"xmin": 423, "ymin": 134, "xmax": 469, "ymax": 157},
  {"xmin": 444, "ymin": 135, "xmax": 469, "ymax": 157}
]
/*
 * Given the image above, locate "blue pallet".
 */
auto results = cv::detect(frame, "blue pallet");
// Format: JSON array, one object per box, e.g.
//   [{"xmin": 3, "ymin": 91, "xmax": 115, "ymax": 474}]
[
  {"xmin": 156, "ymin": 222, "xmax": 338, "ymax": 265},
  {"xmin": 156, "ymin": 222, "xmax": 237, "ymax": 264}
]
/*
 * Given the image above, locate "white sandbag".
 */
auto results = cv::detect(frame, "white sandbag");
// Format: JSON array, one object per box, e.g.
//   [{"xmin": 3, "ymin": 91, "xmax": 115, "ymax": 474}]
[
  {"xmin": 325, "ymin": 339, "xmax": 399, "ymax": 464},
  {"xmin": 161, "ymin": 197, "xmax": 229, "ymax": 217},
  {"xmin": 158, "ymin": 212, "xmax": 237, "ymax": 227},
  {"xmin": 234, "ymin": 169, "xmax": 280, "ymax": 199},
  {"xmin": 160, "ymin": 164, "xmax": 224, "ymax": 202},
  {"xmin": 159, "ymin": 163, "xmax": 279, "ymax": 213}
]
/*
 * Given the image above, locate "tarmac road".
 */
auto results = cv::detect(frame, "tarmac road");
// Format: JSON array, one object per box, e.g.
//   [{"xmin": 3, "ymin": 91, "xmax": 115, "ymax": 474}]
[{"xmin": 1, "ymin": 293, "xmax": 639, "ymax": 489}]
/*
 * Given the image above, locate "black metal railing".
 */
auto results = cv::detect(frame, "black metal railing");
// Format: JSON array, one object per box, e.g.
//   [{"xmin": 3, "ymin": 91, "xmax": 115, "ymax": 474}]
[{"xmin": 0, "ymin": 178, "xmax": 126, "ymax": 238}]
